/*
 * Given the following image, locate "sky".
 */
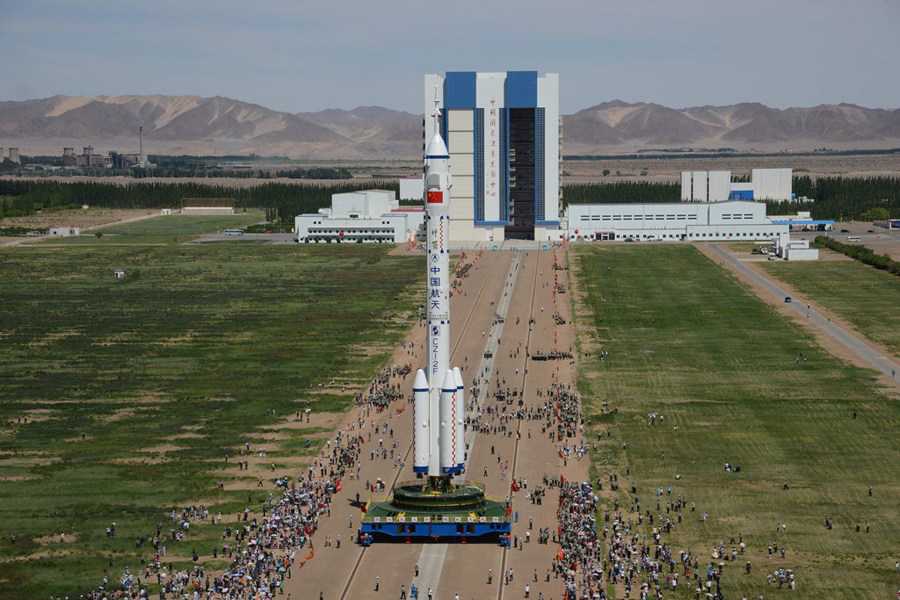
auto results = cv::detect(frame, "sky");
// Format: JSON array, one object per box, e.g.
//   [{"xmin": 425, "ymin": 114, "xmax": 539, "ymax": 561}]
[{"xmin": 1, "ymin": 0, "xmax": 898, "ymax": 114}]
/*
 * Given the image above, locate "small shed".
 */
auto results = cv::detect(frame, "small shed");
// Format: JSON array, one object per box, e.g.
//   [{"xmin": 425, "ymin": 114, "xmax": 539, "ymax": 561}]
[{"xmin": 49, "ymin": 226, "xmax": 80, "ymax": 237}]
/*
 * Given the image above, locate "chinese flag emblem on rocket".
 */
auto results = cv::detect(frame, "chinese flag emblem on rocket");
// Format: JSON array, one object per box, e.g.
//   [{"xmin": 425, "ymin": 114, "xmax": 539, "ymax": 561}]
[{"xmin": 427, "ymin": 191, "xmax": 443, "ymax": 204}]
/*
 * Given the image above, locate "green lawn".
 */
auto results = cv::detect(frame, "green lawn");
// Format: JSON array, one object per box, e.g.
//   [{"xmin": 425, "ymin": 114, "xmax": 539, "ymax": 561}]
[
  {"xmin": 762, "ymin": 260, "xmax": 900, "ymax": 358},
  {"xmin": 0, "ymin": 243, "xmax": 422, "ymax": 599},
  {"xmin": 573, "ymin": 245, "xmax": 899, "ymax": 599},
  {"xmin": 40, "ymin": 212, "xmax": 265, "ymax": 245}
]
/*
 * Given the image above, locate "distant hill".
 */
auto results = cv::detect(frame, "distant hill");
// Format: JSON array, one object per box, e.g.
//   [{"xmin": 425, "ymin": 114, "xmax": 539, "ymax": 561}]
[
  {"xmin": 563, "ymin": 100, "xmax": 900, "ymax": 153},
  {"xmin": 1, "ymin": 95, "xmax": 899, "ymax": 158}
]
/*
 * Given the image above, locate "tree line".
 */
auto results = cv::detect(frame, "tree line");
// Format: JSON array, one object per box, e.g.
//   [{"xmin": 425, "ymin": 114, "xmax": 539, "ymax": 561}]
[
  {"xmin": 814, "ymin": 236, "xmax": 900, "ymax": 276},
  {"xmin": 563, "ymin": 182, "xmax": 679, "ymax": 206},
  {"xmin": 767, "ymin": 176, "xmax": 900, "ymax": 220},
  {"xmin": 0, "ymin": 180, "xmax": 397, "ymax": 223}
]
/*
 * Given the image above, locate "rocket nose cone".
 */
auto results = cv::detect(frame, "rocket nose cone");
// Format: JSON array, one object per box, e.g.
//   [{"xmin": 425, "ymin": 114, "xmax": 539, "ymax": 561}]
[
  {"xmin": 453, "ymin": 366, "xmax": 463, "ymax": 388},
  {"xmin": 426, "ymin": 133, "xmax": 448, "ymax": 157},
  {"xmin": 441, "ymin": 369, "xmax": 455, "ymax": 391},
  {"xmin": 414, "ymin": 369, "xmax": 428, "ymax": 390}
]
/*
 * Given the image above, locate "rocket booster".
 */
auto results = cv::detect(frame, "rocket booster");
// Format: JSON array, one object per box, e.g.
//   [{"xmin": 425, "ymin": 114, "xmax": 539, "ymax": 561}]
[
  {"xmin": 413, "ymin": 369, "xmax": 430, "ymax": 473},
  {"xmin": 453, "ymin": 366, "xmax": 465, "ymax": 469}
]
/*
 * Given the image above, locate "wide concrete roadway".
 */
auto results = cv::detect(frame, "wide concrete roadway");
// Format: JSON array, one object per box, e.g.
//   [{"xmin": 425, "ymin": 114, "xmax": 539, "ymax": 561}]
[
  {"xmin": 286, "ymin": 247, "xmax": 585, "ymax": 600},
  {"xmin": 707, "ymin": 243, "xmax": 899, "ymax": 381}
]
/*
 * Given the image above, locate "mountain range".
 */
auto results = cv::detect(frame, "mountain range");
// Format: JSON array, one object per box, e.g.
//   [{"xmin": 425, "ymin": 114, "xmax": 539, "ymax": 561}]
[{"xmin": 1, "ymin": 95, "xmax": 899, "ymax": 158}]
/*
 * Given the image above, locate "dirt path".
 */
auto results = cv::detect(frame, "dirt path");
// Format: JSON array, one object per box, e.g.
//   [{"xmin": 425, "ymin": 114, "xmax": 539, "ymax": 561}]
[
  {"xmin": 1, "ymin": 209, "xmax": 161, "ymax": 246},
  {"xmin": 698, "ymin": 243, "xmax": 899, "ymax": 395}
]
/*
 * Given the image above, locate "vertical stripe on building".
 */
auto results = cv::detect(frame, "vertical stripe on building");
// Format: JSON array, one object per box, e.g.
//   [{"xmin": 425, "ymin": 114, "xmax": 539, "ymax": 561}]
[
  {"xmin": 475, "ymin": 109, "xmax": 484, "ymax": 223},
  {"xmin": 535, "ymin": 108, "xmax": 545, "ymax": 223},
  {"xmin": 504, "ymin": 71, "xmax": 538, "ymax": 108},
  {"xmin": 500, "ymin": 108, "xmax": 509, "ymax": 223},
  {"xmin": 443, "ymin": 72, "xmax": 477, "ymax": 109}
]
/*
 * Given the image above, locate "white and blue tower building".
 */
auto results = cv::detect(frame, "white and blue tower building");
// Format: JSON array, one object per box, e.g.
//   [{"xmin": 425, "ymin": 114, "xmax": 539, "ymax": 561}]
[{"xmin": 424, "ymin": 71, "xmax": 560, "ymax": 242}]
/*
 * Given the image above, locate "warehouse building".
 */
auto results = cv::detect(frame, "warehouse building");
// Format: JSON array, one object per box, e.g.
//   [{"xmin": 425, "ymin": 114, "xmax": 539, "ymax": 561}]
[
  {"xmin": 681, "ymin": 168, "xmax": 794, "ymax": 202},
  {"xmin": 294, "ymin": 189, "xmax": 424, "ymax": 243},
  {"xmin": 563, "ymin": 200, "xmax": 787, "ymax": 241},
  {"xmin": 424, "ymin": 71, "xmax": 560, "ymax": 242}
]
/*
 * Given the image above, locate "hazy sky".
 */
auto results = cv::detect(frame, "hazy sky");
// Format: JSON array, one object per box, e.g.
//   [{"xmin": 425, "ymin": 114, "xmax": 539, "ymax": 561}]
[{"xmin": 1, "ymin": 0, "xmax": 898, "ymax": 114}]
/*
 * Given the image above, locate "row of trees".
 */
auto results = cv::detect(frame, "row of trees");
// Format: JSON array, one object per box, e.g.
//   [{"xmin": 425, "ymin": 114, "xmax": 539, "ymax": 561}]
[
  {"xmin": 563, "ymin": 182, "xmax": 679, "ymax": 206},
  {"xmin": 0, "ymin": 180, "xmax": 398, "ymax": 223},
  {"xmin": 814, "ymin": 236, "xmax": 900, "ymax": 276},
  {"xmin": 129, "ymin": 166, "xmax": 352, "ymax": 179},
  {"xmin": 767, "ymin": 176, "xmax": 900, "ymax": 220}
]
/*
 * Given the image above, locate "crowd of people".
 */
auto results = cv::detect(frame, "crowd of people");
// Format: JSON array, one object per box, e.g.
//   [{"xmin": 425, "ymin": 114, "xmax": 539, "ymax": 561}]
[
  {"xmin": 80, "ymin": 355, "xmax": 417, "ymax": 600},
  {"xmin": 355, "ymin": 364, "xmax": 410, "ymax": 410}
]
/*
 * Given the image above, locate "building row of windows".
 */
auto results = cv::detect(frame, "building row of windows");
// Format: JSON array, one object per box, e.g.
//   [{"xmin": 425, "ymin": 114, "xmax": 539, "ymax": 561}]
[
  {"xmin": 720, "ymin": 214, "xmax": 756, "ymax": 220},
  {"xmin": 687, "ymin": 231, "xmax": 775, "ymax": 237},
  {"xmin": 307, "ymin": 228, "xmax": 396, "ymax": 235},
  {"xmin": 579, "ymin": 214, "xmax": 699, "ymax": 222},
  {"xmin": 307, "ymin": 220, "xmax": 395, "ymax": 226}
]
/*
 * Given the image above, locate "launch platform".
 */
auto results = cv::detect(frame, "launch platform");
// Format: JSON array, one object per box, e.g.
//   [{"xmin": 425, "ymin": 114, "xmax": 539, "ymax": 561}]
[{"xmin": 359, "ymin": 480, "xmax": 511, "ymax": 542}]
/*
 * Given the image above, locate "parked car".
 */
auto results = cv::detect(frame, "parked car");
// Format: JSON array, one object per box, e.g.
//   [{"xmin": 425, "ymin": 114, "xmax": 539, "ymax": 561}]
[
  {"xmin": 840, "ymin": 229, "xmax": 850, "ymax": 233},
  {"xmin": 866, "ymin": 229, "xmax": 874, "ymax": 233}
]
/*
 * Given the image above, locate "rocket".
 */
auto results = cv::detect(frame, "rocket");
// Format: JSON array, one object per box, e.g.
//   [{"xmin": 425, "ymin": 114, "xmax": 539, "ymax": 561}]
[{"xmin": 413, "ymin": 92, "xmax": 465, "ymax": 478}]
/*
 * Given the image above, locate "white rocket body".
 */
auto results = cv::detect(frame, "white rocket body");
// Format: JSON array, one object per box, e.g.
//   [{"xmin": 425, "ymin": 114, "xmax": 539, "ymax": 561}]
[
  {"xmin": 453, "ymin": 366, "xmax": 465, "ymax": 470},
  {"xmin": 412, "ymin": 98, "xmax": 466, "ymax": 478}
]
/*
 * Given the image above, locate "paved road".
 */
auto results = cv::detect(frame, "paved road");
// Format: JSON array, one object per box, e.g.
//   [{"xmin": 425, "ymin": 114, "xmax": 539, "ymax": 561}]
[
  {"xmin": 707, "ymin": 243, "xmax": 899, "ymax": 381},
  {"xmin": 407, "ymin": 251, "xmax": 523, "ymax": 600}
]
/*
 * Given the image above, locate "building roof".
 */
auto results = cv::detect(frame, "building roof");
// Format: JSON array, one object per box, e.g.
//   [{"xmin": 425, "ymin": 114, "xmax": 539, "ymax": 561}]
[{"xmin": 770, "ymin": 220, "xmax": 834, "ymax": 225}]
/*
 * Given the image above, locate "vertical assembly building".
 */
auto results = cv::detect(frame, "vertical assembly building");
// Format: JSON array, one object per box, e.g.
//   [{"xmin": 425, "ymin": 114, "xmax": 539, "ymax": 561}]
[{"xmin": 424, "ymin": 71, "xmax": 560, "ymax": 242}]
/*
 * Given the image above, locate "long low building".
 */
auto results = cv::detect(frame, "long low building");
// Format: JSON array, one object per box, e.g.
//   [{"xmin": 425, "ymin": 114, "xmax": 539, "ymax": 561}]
[
  {"xmin": 294, "ymin": 189, "xmax": 425, "ymax": 243},
  {"xmin": 563, "ymin": 200, "xmax": 789, "ymax": 241}
]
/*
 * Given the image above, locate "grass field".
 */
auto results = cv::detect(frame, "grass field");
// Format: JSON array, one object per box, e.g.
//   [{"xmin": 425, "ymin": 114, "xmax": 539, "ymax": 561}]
[
  {"xmin": 572, "ymin": 245, "xmax": 899, "ymax": 599},
  {"xmin": 39, "ymin": 212, "xmax": 265, "ymax": 245},
  {"xmin": 0, "ymin": 243, "xmax": 422, "ymax": 598},
  {"xmin": 761, "ymin": 260, "xmax": 900, "ymax": 358}
]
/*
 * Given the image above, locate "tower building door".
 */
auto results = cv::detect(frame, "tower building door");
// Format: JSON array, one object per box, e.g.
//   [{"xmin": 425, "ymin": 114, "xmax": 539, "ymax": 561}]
[{"xmin": 505, "ymin": 108, "xmax": 536, "ymax": 240}]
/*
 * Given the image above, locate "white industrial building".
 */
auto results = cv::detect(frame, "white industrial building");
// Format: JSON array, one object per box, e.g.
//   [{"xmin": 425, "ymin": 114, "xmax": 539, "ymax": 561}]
[
  {"xmin": 424, "ymin": 71, "xmax": 560, "ymax": 242},
  {"xmin": 294, "ymin": 189, "xmax": 424, "ymax": 243},
  {"xmin": 681, "ymin": 168, "xmax": 794, "ymax": 202},
  {"xmin": 773, "ymin": 232, "xmax": 819, "ymax": 261},
  {"xmin": 49, "ymin": 226, "xmax": 80, "ymax": 237},
  {"xmin": 563, "ymin": 200, "xmax": 787, "ymax": 241}
]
